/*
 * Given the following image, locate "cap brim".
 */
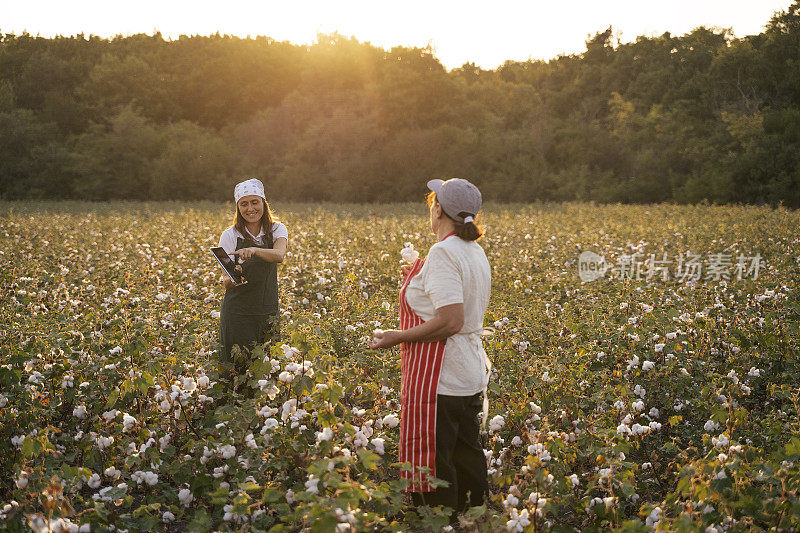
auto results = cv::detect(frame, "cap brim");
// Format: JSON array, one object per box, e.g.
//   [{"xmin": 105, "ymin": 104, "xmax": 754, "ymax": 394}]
[{"xmin": 427, "ymin": 179, "xmax": 444, "ymax": 193}]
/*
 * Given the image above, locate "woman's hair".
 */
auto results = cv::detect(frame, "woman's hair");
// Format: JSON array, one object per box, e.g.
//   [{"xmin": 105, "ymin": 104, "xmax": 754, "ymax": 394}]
[
  {"xmin": 233, "ymin": 196, "xmax": 279, "ymax": 242},
  {"xmin": 426, "ymin": 191, "xmax": 484, "ymax": 241}
]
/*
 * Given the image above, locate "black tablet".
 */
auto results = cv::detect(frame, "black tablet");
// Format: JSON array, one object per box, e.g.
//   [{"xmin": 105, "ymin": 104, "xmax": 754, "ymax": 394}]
[{"xmin": 210, "ymin": 247, "xmax": 247, "ymax": 286}]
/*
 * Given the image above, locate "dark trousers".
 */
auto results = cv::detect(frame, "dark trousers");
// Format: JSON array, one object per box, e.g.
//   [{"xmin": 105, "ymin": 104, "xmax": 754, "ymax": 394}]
[{"xmin": 411, "ymin": 392, "xmax": 488, "ymax": 513}]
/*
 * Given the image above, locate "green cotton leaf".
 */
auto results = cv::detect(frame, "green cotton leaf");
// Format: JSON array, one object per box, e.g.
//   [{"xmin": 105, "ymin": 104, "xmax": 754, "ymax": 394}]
[
  {"xmin": 358, "ymin": 449, "xmax": 382, "ymax": 471},
  {"xmin": 105, "ymin": 390, "xmax": 118, "ymax": 409},
  {"xmin": 785, "ymin": 437, "xmax": 800, "ymax": 456},
  {"xmin": 187, "ymin": 509, "xmax": 211, "ymax": 533}
]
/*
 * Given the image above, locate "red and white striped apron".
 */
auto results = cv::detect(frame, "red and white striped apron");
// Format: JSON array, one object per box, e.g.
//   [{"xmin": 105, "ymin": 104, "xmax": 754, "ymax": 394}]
[{"xmin": 398, "ymin": 257, "xmax": 447, "ymax": 493}]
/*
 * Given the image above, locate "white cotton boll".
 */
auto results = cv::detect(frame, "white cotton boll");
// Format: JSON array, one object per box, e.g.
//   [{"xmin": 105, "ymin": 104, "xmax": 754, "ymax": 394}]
[
  {"xmin": 569, "ymin": 474, "xmax": 579, "ymax": 486},
  {"xmin": 371, "ymin": 437, "xmax": 385, "ymax": 455},
  {"xmin": 261, "ymin": 418, "xmax": 279, "ymax": 434},
  {"xmin": 210, "ymin": 310, "xmax": 220, "ymax": 319},
  {"xmin": 649, "ymin": 421, "xmax": 662, "ymax": 431},
  {"xmin": 632, "ymin": 400, "xmax": 645, "ymax": 412},
  {"xmin": 382, "ymin": 413, "xmax": 399, "ymax": 428},
  {"xmin": 649, "ymin": 407, "xmax": 660, "ymax": 417},
  {"xmin": 666, "ymin": 331, "xmax": 678, "ymax": 339},
  {"xmin": 73, "ymin": 405, "xmax": 88, "ymax": 419},
  {"xmin": 654, "ymin": 343, "xmax": 665, "ymax": 352},
  {"xmin": 245, "ymin": 433, "xmax": 258, "ymax": 449},
  {"xmin": 178, "ymin": 488, "xmax": 194, "ymax": 506},
  {"xmin": 304, "ymin": 476, "xmax": 320, "ymax": 494},
  {"xmin": 183, "ymin": 377, "xmax": 197, "ymax": 392},
  {"xmin": 511, "ymin": 436, "xmax": 523, "ymax": 446},
  {"xmin": 503, "ymin": 493, "xmax": 519, "ymax": 508},
  {"xmin": 162, "ymin": 511, "xmax": 175, "ymax": 523},
  {"xmin": 316, "ymin": 427, "xmax": 333, "ymax": 443},
  {"xmin": 109, "ymin": 346, "xmax": 122, "ymax": 355},
  {"xmin": 704, "ymin": 420, "xmax": 720, "ymax": 432},
  {"xmin": 748, "ymin": 367, "xmax": 761, "ymax": 377},
  {"xmin": 645, "ymin": 506, "xmax": 662, "ymax": 527},
  {"xmin": 489, "ymin": 415, "xmax": 505, "ymax": 432},
  {"xmin": 634, "ymin": 384, "xmax": 646, "ymax": 398},
  {"xmin": 617, "ymin": 423, "xmax": 632, "ymax": 436},
  {"xmin": 197, "ymin": 375, "xmax": 210, "ymax": 388},
  {"xmin": 16, "ymin": 472, "xmax": 28, "ymax": 489},
  {"xmin": 285, "ymin": 489, "xmax": 296, "ymax": 504},
  {"xmin": 278, "ymin": 371, "xmax": 293, "ymax": 383},
  {"xmin": 104, "ymin": 467, "xmax": 121, "ymax": 480},
  {"xmin": 712, "ymin": 433, "xmax": 729, "ymax": 449},
  {"xmin": 529, "ymin": 402, "xmax": 542, "ymax": 414},
  {"xmin": 641, "ymin": 361, "xmax": 655, "ymax": 371},
  {"xmin": 87, "ymin": 473, "xmax": 101, "ymax": 489},
  {"xmin": 220, "ymin": 444, "xmax": 236, "ymax": 459},
  {"xmin": 122, "ymin": 413, "xmax": 137, "ymax": 432}
]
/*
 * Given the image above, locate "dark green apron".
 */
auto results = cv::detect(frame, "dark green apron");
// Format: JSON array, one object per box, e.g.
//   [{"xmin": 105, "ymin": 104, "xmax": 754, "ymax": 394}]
[{"xmin": 219, "ymin": 229, "xmax": 280, "ymax": 368}]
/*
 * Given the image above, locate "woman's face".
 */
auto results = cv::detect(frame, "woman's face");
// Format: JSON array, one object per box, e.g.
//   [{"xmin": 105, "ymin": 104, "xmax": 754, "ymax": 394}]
[
  {"xmin": 429, "ymin": 196, "xmax": 441, "ymax": 234},
  {"xmin": 238, "ymin": 195, "xmax": 264, "ymax": 224}
]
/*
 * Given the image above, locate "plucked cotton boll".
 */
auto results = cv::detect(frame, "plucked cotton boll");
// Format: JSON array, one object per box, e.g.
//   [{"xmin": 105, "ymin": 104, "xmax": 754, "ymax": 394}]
[
  {"xmin": 382, "ymin": 413, "xmax": 399, "ymax": 428},
  {"xmin": 178, "ymin": 488, "xmax": 193, "ymax": 506},
  {"xmin": 401, "ymin": 243, "xmax": 419, "ymax": 263}
]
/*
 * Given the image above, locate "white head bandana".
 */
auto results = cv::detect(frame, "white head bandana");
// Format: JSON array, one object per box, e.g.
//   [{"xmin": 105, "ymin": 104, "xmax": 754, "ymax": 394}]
[{"xmin": 234, "ymin": 178, "xmax": 266, "ymax": 204}]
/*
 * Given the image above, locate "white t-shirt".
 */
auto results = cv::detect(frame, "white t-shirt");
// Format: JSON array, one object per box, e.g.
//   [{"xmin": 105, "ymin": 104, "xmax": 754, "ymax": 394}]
[
  {"xmin": 404, "ymin": 235, "xmax": 491, "ymax": 396},
  {"xmin": 218, "ymin": 222, "xmax": 288, "ymax": 259}
]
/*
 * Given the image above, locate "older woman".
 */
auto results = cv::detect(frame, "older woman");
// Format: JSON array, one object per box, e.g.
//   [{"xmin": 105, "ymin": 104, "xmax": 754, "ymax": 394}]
[
  {"xmin": 370, "ymin": 178, "xmax": 491, "ymax": 515},
  {"xmin": 218, "ymin": 178, "xmax": 287, "ymax": 373}
]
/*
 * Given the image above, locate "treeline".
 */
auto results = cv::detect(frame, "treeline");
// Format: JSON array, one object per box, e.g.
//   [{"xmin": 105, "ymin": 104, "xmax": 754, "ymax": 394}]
[{"xmin": 1, "ymin": 2, "xmax": 799, "ymax": 205}]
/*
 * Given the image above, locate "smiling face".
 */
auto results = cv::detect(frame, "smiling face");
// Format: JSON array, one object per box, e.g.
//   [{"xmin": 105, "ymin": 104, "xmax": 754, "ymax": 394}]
[{"xmin": 237, "ymin": 195, "xmax": 264, "ymax": 225}]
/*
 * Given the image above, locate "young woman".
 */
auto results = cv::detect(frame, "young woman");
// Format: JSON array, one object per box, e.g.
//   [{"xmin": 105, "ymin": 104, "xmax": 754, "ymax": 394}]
[
  {"xmin": 218, "ymin": 178, "xmax": 287, "ymax": 373},
  {"xmin": 369, "ymin": 178, "xmax": 491, "ymax": 515}
]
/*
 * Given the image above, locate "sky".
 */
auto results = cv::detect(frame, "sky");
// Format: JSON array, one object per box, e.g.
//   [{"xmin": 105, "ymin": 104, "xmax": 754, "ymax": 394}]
[{"xmin": 0, "ymin": 0, "xmax": 794, "ymax": 70}]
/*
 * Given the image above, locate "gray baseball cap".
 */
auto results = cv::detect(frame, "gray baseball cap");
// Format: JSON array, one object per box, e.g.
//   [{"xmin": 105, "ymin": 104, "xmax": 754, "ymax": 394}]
[{"xmin": 427, "ymin": 178, "xmax": 482, "ymax": 223}]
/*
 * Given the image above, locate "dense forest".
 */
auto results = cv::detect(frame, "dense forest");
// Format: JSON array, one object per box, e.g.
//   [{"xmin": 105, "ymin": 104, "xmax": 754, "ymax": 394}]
[{"xmin": 1, "ymin": 2, "xmax": 799, "ymax": 205}]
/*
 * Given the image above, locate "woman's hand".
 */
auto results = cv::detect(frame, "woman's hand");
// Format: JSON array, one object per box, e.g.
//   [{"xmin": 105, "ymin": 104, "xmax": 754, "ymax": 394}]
[
  {"xmin": 233, "ymin": 247, "xmax": 259, "ymax": 261},
  {"xmin": 400, "ymin": 264, "xmax": 412, "ymax": 278},
  {"xmin": 368, "ymin": 329, "xmax": 404, "ymax": 350}
]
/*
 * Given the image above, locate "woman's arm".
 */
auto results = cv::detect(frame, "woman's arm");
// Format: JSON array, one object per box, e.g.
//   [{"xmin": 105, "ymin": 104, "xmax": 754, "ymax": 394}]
[
  {"xmin": 233, "ymin": 237, "xmax": 288, "ymax": 263},
  {"xmin": 369, "ymin": 303, "xmax": 464, "ymax": 349}
]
